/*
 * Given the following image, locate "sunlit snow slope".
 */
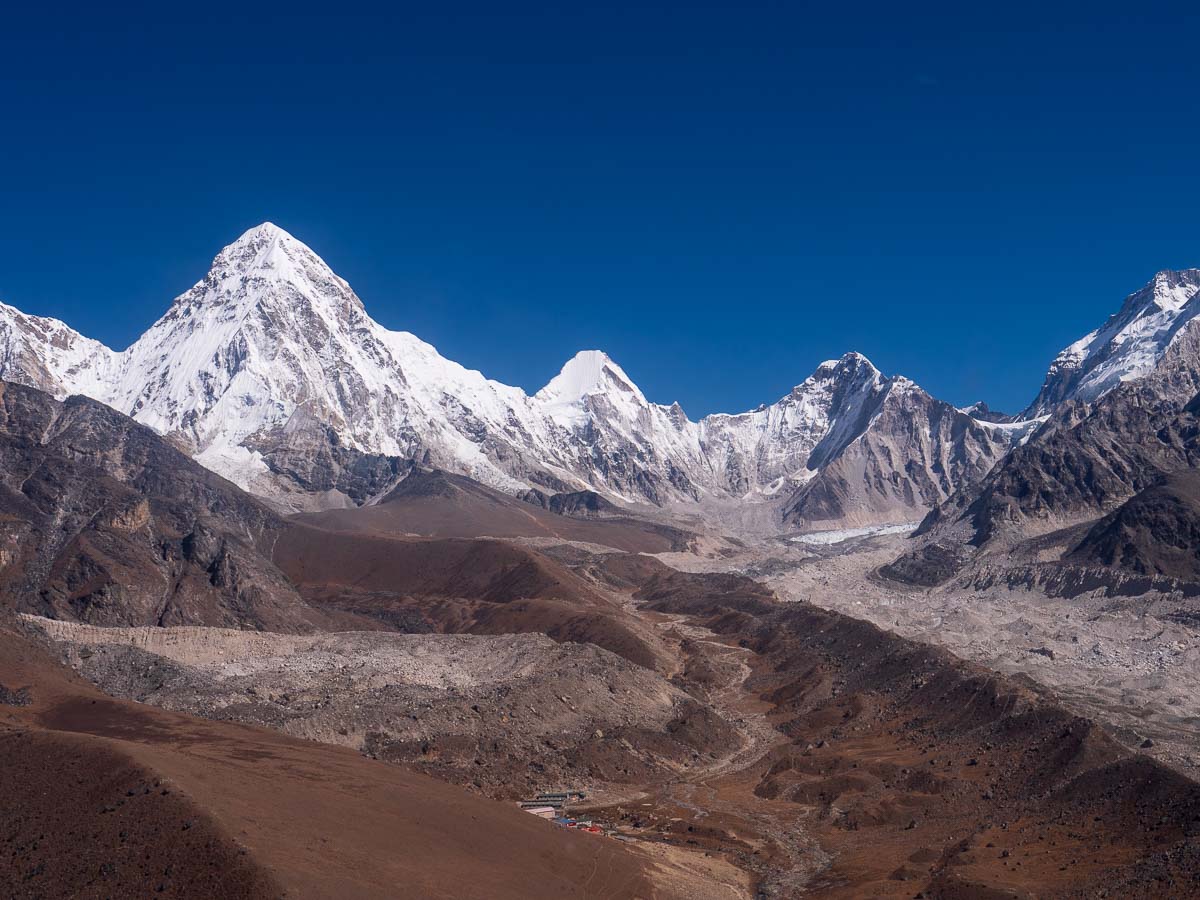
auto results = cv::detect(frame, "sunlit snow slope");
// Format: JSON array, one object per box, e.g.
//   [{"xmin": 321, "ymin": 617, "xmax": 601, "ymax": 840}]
[{"xmin": 1026, "ymin": 269, "xmax": 1200, "ymax": 417}]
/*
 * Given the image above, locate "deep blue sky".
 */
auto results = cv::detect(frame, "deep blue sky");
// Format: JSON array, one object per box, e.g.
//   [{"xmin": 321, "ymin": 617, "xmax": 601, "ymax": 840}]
[{"xmin": 3, "ymin": 2, "xmax": 1199, "ymax": 416}]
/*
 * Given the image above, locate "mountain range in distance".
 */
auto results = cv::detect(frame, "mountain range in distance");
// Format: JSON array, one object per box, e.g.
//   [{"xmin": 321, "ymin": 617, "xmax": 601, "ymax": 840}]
[{"xmin": 2, "ymin": 222, "xmax": 1198, "ymax": 541}]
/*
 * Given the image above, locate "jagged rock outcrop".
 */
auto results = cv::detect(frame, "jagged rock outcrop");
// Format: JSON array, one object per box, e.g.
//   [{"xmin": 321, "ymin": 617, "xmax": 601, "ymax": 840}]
[
  {"xmin": 782, "ymin": 375, "xmax": 1023, "ymax": 528},
  {"xmin": 1067, "ymin": 469, "xmax": 1200, "ymax": 583},
  {"xmin": 888, "ymin": 311, "xmax": 1200, "ymax": 585},
  {"xmin": 0, "ymin": 380, "xmax": 323, "ymax": 630},
  {"xmin": 958, "ymin": 401, "xmax": 1013, "ymax": 423}
]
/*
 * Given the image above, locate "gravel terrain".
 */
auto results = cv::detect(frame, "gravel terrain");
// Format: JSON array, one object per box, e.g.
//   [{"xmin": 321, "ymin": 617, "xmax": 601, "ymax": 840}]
[
  {"xmin": 26, "ymin": 619, "xmax": 739, "ymax": 798},
  {"xmin": 661, "ymin": 527, "xmax": 1200, "ymax": 775}
]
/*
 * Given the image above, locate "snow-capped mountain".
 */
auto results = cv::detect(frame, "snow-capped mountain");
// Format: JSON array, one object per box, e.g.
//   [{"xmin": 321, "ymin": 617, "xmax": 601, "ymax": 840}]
[
  {"xmin": 0, "ymin": 223, "xmax": 1023, "ymax": 523},
  {"xmin": 0, "ymin": 301, "xmax": 117, "ymax": 399},
  {"xmin": 1026, "ymin": 269, "xmax": 1200, "ymax": 417},
  {"xmin": 888, "ymin": 271, "xmax": 1200, "ymax": 586},
  {"xmin": 699, "ymin": 353, "xmax": 884, "ymax": 497},
  {"xmin": 782, "ymin": 374, "xmax": 1026, "ymax": 527},
  {"xmin": 957, "ymin": 401, "xmax": 1012, "ymax": 424}
]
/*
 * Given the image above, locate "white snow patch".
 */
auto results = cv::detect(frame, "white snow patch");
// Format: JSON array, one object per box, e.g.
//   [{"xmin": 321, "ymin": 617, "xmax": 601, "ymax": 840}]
[{"xmin": 790, "ymin": 521, "xmax": 919, "ymax": 545}]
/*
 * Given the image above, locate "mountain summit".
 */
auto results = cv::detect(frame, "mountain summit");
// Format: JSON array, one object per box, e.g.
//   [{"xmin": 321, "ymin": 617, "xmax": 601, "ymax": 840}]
[
  {"xmin": 1026, "ymin": 269, "xmax": 1200, "ymax": 417},
  {"xmin": 538, "ymin": 350, "xmax": 644, "ymax": 406}
]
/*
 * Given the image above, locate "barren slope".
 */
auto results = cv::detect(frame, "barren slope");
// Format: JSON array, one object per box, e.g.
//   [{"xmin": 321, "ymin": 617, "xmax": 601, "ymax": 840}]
[
  {"xmin": 0, "ymin": 621, "xmax": 703, "ymax": 899},
  {"xmin": 272, "ymin": 522, "xmax": 667, "ymax": 669},
  {"xmin": 294, "ymin": 468, "xmax": 695, "ymax": 553},
  {"xmin": 0, "ymin": 381, "xmax": 331, "ymax": 632},
  {"xmin": 27, "ymin": 620, "xmax": 740, "ymax": 799},
  {"xmin": 601, "ymin": 560, "xmax": 1200, "ymax": 898}
]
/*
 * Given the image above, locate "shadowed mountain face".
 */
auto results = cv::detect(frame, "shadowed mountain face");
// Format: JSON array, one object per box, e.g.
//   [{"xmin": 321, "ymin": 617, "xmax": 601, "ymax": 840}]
[
  {"xmin": 293, "ymin": 467, "xmax": 695, "ymax": 553},
  {"xmin": 0, "ymin": 381, "xmax": 327, "ymax": 631},
  {"xmin": 782, "ymin": 382, "xmax": 1015, "ymax": 530},
  {"xmin": 959, "ymin": 401, "xmax": 1013, "ymax": 424},
  {"xmin": 1068, "ymin": 469, "xmax": 1200, "ymax": 582},
  {"xmin": 521, "ymin": 486, "xmax": 621, "ymax": 518}
]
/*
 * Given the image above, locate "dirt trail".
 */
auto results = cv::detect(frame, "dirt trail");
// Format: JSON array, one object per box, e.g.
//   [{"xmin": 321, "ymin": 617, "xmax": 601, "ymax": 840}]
[
  {"xmin": 658, "ymin": 618, "xmax": 777, "ymax": 774},
  {"xmin": 656, "ymin": 616, "xmax": 829, "ymax": 897},
  {"xmin": 579, "ymin": 606, "xmax": 829, "ymax": 897}
]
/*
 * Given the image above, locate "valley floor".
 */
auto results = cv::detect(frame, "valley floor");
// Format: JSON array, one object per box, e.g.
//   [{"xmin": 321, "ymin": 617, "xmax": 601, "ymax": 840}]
[
  {"xmin": 684, "ymin": 529, "xmax": 1200, "ymax": 777},
  {"xmin": 21, "ymin": 530, "xmax": 1200, "ymax": 897}
]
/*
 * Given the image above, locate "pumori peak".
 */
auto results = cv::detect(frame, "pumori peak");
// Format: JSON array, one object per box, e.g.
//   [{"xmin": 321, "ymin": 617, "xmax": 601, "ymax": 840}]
[{"xmin": 536, "ymin": 350, "xmax": 645, "ymax": 405}]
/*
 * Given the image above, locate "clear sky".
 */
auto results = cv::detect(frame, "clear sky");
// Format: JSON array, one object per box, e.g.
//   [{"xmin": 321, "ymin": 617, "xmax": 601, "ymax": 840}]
[{"xmin": 3, "ymin": 1, "xmax": 1199, "ymax": 417}]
